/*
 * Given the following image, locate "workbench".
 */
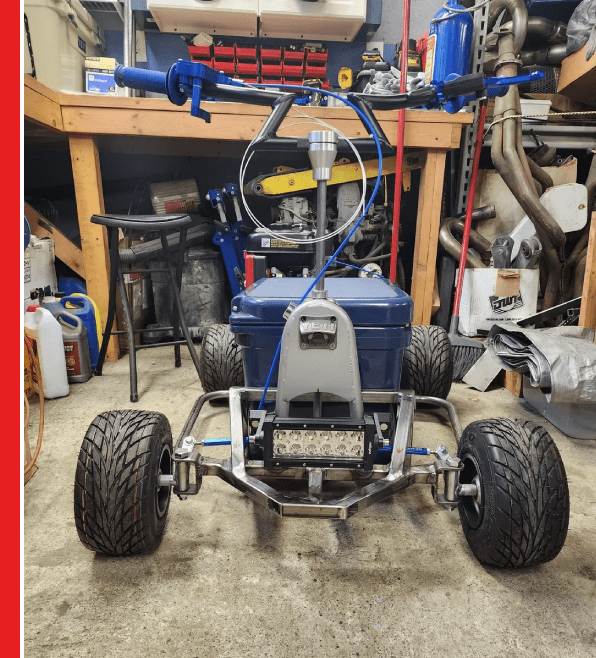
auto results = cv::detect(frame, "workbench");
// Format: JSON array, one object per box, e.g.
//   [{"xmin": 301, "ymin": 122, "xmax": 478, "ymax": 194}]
[{"xmin": 25, "ymin": 74, "xmax": 475, "ymax": 361}]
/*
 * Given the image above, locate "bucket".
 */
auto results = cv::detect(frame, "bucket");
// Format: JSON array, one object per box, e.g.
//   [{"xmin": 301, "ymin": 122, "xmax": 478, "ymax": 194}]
[
  {"xmin": 57, "ymin": 311, "xmax": 92, "ymax": 383},
  {"xmin": 24, "ymin": 306, "xmax": 69, "ymax": 399},
  {"xmin": 59, "ymin": 295, "xmax": 100, "ymax": 369},
  {"xmin": 150, "ymin": 247, "xmax": 226, "ymax": 338},
  {"xmin": 24, "ymin": 236, "xmax": 57, "ymax": 311}
]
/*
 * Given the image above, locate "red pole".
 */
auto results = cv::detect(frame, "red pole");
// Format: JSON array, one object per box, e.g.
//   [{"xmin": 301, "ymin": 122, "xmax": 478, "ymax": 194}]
[
  {"xmin": 389, "ymin": 0, "xmax": 411, "ymax": 283},
  {"xmin": 452, "ymin": 101, "xmax": 488, "ymax": 317}
]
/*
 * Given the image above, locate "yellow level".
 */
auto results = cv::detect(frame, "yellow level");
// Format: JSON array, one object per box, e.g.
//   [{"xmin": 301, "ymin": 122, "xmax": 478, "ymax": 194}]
[{"xmin": 246, "ymin": 151, "xmax": 424, "ymax": 197}]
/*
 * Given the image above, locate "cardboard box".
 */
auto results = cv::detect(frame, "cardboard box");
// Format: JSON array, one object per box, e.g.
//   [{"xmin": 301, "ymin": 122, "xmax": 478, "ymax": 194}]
[
  {"xmin": 458, "ymin": 268, "xmax": 540, "ymax": 336},
  {"xmin": 557, "ymin": 42, "xmax": 596, "ymax": 107},
  {"xmin": 85, "ymin": 57, "xmax": 118, "ymax": 95}
]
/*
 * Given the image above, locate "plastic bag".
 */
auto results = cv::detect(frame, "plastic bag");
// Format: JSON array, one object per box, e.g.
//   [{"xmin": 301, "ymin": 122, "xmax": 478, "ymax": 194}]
[{"xmin": 566, "ymin": 0, "xmax": 596, "ymax": 60}]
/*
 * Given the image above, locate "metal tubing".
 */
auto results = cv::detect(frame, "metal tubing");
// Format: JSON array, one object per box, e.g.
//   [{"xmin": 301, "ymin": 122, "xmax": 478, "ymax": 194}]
[
  {"xmin": 122, "ymin": 0, "xmax": 133, "ymax": 97},
  {"xmin": 439, "ymin": 217, "xmax": 491, "ymax": 268},
  {"xmin": 315, "ymin": 181, "xmax": 328, "ymax": 291},
  {"xmin": 388, "ymin": 393, "xmax": 414, "ymax": 478},
  {"xmin": 389, "ymin": 0, "xmax": 411, "ymax": 283},
  {"xmin": 527, "ymin": 156, "xmax": 553, "ymax": 192},
  {"xmin": 173, "ymin": 388, "xmax": 465, "ymax": 517},
  {"xmin": 116, "ymin": 236, "xmax": 139, "ymax": 402},
  {"xmin": 520, "ymin": 43, "xmax": 567, "ymax": 66},
  {"xmin": 178, "ymin": 390, "xmax": 230, "ymax": 442},
  {"xmin": 415, "ymin": 395, "xmax": 463, "ymax": 440},
  {"xmin": 94, "ymin": 227, "xmax": 120, "ymax": 377},
  {"xmin": 500, "ymin": 16, "xmax": 567, "ymax": 44},
  {"xmin": 487, "ymin": 0, "xmax": 528, "ymax": 54},
  {"xmin": 491, "ymin": 33, "xmax": 564, "ymax": 309}
]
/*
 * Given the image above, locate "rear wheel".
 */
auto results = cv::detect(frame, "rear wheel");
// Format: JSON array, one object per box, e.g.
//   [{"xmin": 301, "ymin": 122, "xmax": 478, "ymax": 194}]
[
  {"xmin": 401, "ymin": 325, "xmax": 453, "ymax": 399},
  {"xmin": 458, "ymin": 418, "xmax": 569, "ymax": 568},
  {"xmin": 199, "ymin": 323, "xmax": 244, "ymax": 393},
  {"xmin": 74, "ymin": 410, "xmax": 173, "ymax": 556}
]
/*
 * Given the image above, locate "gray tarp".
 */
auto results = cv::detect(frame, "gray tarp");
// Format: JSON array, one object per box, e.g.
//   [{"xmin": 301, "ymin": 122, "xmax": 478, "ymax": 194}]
[{"xmin": 487, "ymin": 324, "xmax": 596, "ymax": 404}]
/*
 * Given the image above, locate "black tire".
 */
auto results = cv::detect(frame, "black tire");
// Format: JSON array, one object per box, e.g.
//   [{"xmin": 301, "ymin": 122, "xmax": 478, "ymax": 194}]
[
  {"xmin": 199, "ymin": 323, "xmax": 244, "ymax": 393},
  {"xmin": 74, "ymin": 410, "xmax": 173, "ymax": 556},
  {"xmin": 400, "ymin": 325, "xmax": 453, "ymax": 399},
  {"xmin": 458, "ymin": 418, "xmax": 569, "ymax": 568}
]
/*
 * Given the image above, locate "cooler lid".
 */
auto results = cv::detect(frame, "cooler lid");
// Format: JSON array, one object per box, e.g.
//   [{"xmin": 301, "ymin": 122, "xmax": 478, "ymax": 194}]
[{"xmin": 231, "ymin": 277, "xmax": 413, "ymax": 327}]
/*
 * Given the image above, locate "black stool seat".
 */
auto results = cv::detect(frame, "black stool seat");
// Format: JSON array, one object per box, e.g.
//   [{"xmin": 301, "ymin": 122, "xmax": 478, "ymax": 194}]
[
  {"xmin": 94, "ymin": 213, "xmax": 201, "ymax": 402},
  {"xmin": 91, "ymin": 213, "xmax": 192, "ymax": 231}
]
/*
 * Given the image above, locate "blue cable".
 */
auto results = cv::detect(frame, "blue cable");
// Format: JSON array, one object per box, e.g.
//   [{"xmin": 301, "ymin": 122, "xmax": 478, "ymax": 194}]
[
  {"xmin": 245, "ymin": 84, "xmax": 385, "ymax": 410},
  {"xmin": 330, "ymin": 259, "xmax": 386, "ymax": 280}
]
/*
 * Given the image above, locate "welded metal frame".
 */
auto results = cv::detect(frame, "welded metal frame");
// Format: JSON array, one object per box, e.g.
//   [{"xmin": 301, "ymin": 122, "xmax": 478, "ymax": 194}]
[{"xmin": 171, "ymin": 387, "xmax": 464, "ymax": 520}]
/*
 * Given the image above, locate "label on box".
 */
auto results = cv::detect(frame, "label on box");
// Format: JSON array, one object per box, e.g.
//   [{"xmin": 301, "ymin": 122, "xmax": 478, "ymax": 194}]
[
  {"xmin": 85, "ymin": 57, "xmax": 118, "ymax": 71},
  {"xmin": 86, "ymin": 71, "xmax": 116, "ymax": 95}
]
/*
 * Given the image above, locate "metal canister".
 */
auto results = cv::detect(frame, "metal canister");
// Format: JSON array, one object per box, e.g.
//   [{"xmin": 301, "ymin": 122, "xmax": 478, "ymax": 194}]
[{"xmin": 425, "ymin": 0, "xmax": 473, "ymax": 100}]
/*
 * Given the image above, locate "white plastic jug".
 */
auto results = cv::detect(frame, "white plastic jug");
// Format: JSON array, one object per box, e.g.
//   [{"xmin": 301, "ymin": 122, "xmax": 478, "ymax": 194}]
[{"xmin": 24, "ymin": 305, "xmax": 69, "ymax": 399}]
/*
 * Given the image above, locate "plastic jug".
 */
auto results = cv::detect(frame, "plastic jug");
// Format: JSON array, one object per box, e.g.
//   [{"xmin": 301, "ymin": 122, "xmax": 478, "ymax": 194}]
[
  {"xmin": 24, "ymin": 306, "xmax": 69, "ymax": 399},
  {"xmin": 68, "ymin": 293, "xmax": 102, "ymax": 357},
  {"xmin": 57, "ymin": 311, "xmax": 92, "ymax": 383},
  {"xmin": 59, "ymin": 295, "xmax": 100, "ymax": 369}
]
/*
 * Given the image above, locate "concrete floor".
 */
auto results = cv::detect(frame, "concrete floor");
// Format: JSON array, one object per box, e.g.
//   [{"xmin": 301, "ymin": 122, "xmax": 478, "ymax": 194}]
[{"xmin": 25, "ymin": 346, "xmax": 596, "ymax": 658}]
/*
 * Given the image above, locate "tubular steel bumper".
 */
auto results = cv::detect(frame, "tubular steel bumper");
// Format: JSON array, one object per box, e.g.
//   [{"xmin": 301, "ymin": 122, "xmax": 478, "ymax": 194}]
[{"xmin": 173, "ymin": 388, "xmax": 463, "ymax": 519}]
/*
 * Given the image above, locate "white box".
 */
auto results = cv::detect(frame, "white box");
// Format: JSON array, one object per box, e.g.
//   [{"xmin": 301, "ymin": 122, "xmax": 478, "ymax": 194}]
[
  {"xmin": 147, "ymin": 0, "xmax": 258, "ymax": 37},
  {"xmin": 520, "ymin": 98, "xmax": 552, "ymax": 124},
  {"xmin": 458, "ymin": 268, "xmax": 540, "ymax": 336},
  {"xmin": 259, "ymin": 0, "xmax": 367, "ymax": 41}
]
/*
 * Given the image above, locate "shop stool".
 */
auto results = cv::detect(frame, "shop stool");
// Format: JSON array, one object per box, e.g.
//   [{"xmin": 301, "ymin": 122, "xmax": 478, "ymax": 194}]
[{"xmin": 92, "ymin": 213, "xmax": 201, "ymax": 402}]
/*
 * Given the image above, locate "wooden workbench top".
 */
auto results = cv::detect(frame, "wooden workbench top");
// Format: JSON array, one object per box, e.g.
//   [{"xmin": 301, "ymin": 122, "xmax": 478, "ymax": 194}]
[{"xmin": 25, "ymin": 74, "xmax": 472, "ymax": 150}]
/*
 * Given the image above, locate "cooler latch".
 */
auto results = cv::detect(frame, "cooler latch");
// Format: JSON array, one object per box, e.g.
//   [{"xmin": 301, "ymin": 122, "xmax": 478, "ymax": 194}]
[{"xmin": 299, "ymin": 315, "xmax": 337, "ymax": 350}]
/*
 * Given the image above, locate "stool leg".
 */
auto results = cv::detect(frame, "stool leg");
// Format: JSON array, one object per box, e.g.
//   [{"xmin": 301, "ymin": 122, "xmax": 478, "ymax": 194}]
[
  {"xmin": 174, "ymin": 227, "xmax": 188, "ymax": 367},
  {"xmin": 160, "ymin": 231, "xmax": 202, "ymax": 376},
  {"xmin": 116, "ymin": 249, "xmax": 139, "ymax": 403},
  {"xmin": 95, "ymin": 227, "xmax": 120, "ymax": 377}
]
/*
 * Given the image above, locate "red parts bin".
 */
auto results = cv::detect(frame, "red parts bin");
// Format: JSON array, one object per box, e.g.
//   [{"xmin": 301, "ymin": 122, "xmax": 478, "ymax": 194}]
[
  {"xmin": 282, "ymin": 63, "xmax": 304, "ymax": 78},
  {"xmin": 213, "ymin": 45, "xmax": 235, "ymax": 59}
]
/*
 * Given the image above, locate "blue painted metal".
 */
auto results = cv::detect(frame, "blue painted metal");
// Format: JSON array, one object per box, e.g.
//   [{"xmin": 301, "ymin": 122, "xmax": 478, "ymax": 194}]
[
  {"xmin": 426, "ymin": 0, "xmax": 473, "ymax": 113},
  {"xmin": 208, "ymin": 188, "xmax": 247, "ymax": 296},
  {"xmin": 377, "ymin": 446, "xmax": 431, "ymax": 456},
  {"xmin": 114, "ymin": 60, "xmax": 242, "ymax": 121}
]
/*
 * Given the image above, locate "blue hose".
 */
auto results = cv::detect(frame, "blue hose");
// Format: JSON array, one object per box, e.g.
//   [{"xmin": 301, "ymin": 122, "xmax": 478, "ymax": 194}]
[{"xmin": 249, "ymin": 84, "xmax": 385, "ymax": 410}]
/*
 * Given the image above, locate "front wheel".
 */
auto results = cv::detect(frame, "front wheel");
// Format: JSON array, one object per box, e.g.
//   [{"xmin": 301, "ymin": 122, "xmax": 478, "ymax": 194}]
[
  {"xmin": 458, "ymin": 418, "xmax": 569, "ymax": 568},
  {"xmin": 74, "ymin": 410, "xmax": 173, "ymax": 556}
]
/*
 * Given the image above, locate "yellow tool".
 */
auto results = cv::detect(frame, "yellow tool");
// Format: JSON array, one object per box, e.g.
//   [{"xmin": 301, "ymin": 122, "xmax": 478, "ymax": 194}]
[
  {"xmin": 244, "ymin": 151, "xmax": 423, "ymax": 198},
  {"xmin": 338, "ymin": 67, "xmax": 353, "ymax": 89}
]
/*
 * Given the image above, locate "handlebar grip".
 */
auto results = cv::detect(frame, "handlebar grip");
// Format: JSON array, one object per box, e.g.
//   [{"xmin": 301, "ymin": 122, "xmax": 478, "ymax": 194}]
[{"xmin": 114, "ymin": 65, "xmax": 168, "ymax": 95}]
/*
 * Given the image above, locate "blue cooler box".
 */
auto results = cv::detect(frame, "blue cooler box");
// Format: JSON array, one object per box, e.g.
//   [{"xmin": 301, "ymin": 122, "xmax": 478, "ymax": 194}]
[{"xmin": 230, "ymin": 277, "xmax": 413, "ymax": 390}]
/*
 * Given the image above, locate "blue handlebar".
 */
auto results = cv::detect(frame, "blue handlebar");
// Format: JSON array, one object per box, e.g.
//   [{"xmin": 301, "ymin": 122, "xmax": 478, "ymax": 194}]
[{"xmin": 114, "ymin": 65, "xmax": 169, "ymax": 96}]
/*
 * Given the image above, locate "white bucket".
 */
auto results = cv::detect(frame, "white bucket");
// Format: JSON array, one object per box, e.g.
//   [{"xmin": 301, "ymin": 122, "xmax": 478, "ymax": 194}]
[
  {"xmin": 24, "ymin": 236, "xmax": 58, "ymax": 312},
  {"xmin": 24, "ymin": 306, "xmax": 70, "ymax": 399}
]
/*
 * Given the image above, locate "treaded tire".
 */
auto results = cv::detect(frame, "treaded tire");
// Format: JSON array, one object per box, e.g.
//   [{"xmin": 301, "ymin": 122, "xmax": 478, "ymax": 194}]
[
  {"xmin": 458, "ymin": 418, "xmax": 569, "ymax": 568},
  {"xmin": 199, "ymin": 323, "xmax": 244, "ymax": 393},
  {"xmin": 400, "ymin": 325, "xmax": 453, "ymax": 399},
  {"xmin": 74, "ymin": 410, "xmax": 173, "ymax": 556}
]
